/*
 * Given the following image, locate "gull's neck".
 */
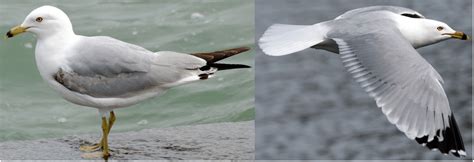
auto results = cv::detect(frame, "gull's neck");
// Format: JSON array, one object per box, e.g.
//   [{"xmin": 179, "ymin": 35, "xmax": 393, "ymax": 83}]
[
  {"xmin": 35, "ymin": 29, "xmax": 78, "ymax": 80},
  {"xmin": 37, "ymin": 27, "xmax": 76, "ymax": 42},
  {"xmin": 35, "ymin": 27, "xmax": 77, "ymax": 55},
  {"xmin": 394, "ymin": 16, "xmax": 439, "ymax": 49}
]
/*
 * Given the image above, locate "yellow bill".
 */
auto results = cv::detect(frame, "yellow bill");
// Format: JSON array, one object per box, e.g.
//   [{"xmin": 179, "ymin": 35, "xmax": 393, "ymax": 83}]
[{"xmin": 5, "ymin": 25, "xmax": 28, "ymax": 39}]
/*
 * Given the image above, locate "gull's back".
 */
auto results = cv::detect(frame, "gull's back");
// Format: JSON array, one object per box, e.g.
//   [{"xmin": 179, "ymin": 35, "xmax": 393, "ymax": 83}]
[
  {"xmin": 61, "ymin": 36, "xmax": 206, "ymax": 99},
  {"xmin": 335, "ymin": 5, "xmax": 425, "ymax": 20}
]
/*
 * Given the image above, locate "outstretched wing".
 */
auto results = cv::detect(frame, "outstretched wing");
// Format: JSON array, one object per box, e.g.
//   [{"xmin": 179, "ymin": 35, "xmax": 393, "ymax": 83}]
[{"xmin": 328, "ymin": 25, "xmax": 465, "ymax": 156}]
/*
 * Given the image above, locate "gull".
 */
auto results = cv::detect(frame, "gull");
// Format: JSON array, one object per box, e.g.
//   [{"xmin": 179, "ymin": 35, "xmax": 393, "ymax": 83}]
[
  {"xmin": 259, "ymin": 6, "xmax": 469, "ymax": 157},
  {"xmin": 6, "ymin": 5, "xmax": 250, "ymax": 159}
]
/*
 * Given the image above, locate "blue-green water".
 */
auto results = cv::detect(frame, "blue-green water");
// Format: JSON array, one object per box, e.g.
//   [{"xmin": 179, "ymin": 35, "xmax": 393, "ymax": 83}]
[{"xmin": 0, "ymin": 0, "xmax": 254, "ymax": 141}]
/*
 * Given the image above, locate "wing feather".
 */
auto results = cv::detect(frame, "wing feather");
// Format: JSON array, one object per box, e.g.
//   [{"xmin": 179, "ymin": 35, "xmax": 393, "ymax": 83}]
[
  {"xmin": 58, "ymin": 36, "xmax": 206, "ymax": 98},
  {"xmin": 331, "ymin": 27, "xmax": 465, "ymax": 156}
]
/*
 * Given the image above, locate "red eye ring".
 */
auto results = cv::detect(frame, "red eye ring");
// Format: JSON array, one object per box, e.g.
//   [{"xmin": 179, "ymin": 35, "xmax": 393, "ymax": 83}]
[
  {"xmin": 36, "ymin": 17, "xmax": 43, "ymax": 22},
  {"xmin": 437, "ymin": 26, "xmax": 444, "ymax": 31}
]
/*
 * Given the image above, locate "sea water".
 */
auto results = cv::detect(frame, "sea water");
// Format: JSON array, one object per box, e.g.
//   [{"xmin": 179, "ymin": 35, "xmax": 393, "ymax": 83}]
[{"xmin": 0, "ymin": 0, "xmax": 254, "ymax": 141}]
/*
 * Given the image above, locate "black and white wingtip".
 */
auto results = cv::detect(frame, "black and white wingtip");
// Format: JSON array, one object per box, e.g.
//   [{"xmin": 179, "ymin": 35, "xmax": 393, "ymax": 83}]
[{"xmin": 415, "ymin": 113, "xmax": 466, "ymax": 157}]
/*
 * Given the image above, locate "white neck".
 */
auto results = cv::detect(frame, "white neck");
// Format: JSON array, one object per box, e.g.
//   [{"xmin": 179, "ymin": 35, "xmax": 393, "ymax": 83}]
[
  {"xmin": 35, "ymin": 31, "xmax": 78, "ymax": 81},
  {"xmin": 394, "ymin": 16, "xmax": 440, "ymax": 49},
  {"xmin": 36, "ymin": 25, "xmax": 75, "ymax": 42}
]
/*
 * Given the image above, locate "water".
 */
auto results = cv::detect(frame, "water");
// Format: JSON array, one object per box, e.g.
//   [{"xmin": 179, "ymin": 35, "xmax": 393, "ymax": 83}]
[
  {"xmin": 0, "ymin": 0, "xmax": 254, "ymax": 142},
  {"xmin": 255, "ymin": 0, "xmax": 472, "ymax": 160}
]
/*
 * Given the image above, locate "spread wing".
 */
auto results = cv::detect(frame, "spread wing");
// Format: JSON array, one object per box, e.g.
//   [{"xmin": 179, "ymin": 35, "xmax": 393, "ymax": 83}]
[
  {"xmin": 328, "ymin": 23, "xmax": 465, "ymax": 156},
  {"xmin": 56, "ymin": 36, "xmax": 206, "ymax": 98}
]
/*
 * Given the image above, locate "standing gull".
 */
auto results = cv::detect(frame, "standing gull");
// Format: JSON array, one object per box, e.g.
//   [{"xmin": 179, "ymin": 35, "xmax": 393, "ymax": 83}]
[
  {"xmin": 259, "ymin": 6, "xmax": 469, "ymax": 157},
  {"xmin": 6, "ymin": 5, "xmax": 250, "ymax": 159}
]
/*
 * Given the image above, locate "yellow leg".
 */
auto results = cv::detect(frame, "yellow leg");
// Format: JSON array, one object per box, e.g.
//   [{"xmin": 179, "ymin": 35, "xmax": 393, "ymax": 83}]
[
  {"xmin": 81, "ymin": 111, "xmax": 116, "ymax": 160},
  {"xmin": 79, "ymin": 111, "xmax": 115, "ymax": 152},
  {"xmin": 81, "ymin": 116, "xmax": 109, "ymax": 159},
  {"xmin": 109, "ymin": 111, "xmax": 116, "ymax": 131},
  {"xmin": 101, "ymin": 115, "xmax": 110, "ymax": 159}
]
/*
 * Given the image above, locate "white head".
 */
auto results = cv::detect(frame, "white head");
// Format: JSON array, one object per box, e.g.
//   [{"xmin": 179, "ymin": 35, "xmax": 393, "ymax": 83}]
[
  {"xmin": 395, "ymin": 15, "xmax": 469, "ymax": 48},
  {"xmin": 6, "ymin": 5, "xmax": 74, "ymax": 39}
]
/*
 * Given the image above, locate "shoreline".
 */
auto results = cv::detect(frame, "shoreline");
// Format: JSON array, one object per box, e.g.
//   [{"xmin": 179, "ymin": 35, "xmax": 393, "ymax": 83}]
[{"xmin": 0, "ymin": 121, "xmax": 255, "ymax": 160}]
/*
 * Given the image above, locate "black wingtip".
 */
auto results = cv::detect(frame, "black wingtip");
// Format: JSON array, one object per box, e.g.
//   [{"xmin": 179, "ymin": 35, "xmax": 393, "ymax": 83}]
[
  {"xmin": 415, "ymin": 113, "xmax": 465, "ymax": 157},
  {"xmin": 191, "ymin": 46, "xmax": 251, "ymax": 63},
  {"xmin": 201, "ymin": 63, "xmax": 251, "ymax": 71}
]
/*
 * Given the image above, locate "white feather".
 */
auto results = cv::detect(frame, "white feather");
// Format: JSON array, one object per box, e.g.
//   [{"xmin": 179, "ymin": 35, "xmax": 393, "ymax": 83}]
[{"xmin": 258, "ymin": 23, "xmax": 329, "ymax": 56}]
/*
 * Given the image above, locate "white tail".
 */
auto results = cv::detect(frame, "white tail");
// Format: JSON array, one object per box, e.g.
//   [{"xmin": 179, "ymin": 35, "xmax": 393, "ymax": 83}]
[{"xmin": 258, "ymin": 23, "xmax": 329, "ymax": 56}]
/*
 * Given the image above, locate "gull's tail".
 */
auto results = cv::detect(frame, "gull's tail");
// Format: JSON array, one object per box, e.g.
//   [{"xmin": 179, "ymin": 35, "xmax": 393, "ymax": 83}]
[
  {"xmin": 258, "ymin": 23, "xmax": 331, "ymax": 56},
  {"xmin": 191, "ymin": 47, "xmax": 251, "ymax": 79}
]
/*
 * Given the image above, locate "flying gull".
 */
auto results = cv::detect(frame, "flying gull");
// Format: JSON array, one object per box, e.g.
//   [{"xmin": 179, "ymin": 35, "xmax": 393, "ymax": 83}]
[
  {"xmin": 259, "ymin": 5, "xmax": 469, "ymax": 157},
  {"xmin": 6, "ymin": 5, "xmax": 250, "ymax": 159}
]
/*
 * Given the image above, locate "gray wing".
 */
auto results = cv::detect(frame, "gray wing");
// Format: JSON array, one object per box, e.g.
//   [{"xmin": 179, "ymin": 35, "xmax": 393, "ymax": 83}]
[
  {"xmin": 327, "ymin": 18, "xmax": 465, "ymax": 156},
  {"xmin": 335, "ymin": 6, "xmax": 425, "ymax": 20},
  {"xmin": 57, "ymin": 36, "xmax": 206, "ymax": 98}
]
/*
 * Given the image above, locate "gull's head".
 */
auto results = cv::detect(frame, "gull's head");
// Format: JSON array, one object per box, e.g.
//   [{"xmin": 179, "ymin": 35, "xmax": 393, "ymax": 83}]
[
  {"xmin": 6, "ymin": 5, "xmax": 74, "ymax": 39},
  {"xmin": 396, "ymin": 15, "xmax": 470, "ymax": 48},
  {"xmin": 422, "ymin": 19, "xmax": 470, "ymax": 41}
]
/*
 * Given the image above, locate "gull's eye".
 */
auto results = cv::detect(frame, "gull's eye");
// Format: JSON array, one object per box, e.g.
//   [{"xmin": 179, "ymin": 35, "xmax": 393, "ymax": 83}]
[
  {"xmin": 437, "ymin": 26, "xmax": 444, "ymax": 31},
  {"xmin": 36, "ymin": 17, "xmax": 43, "ymax": 22}
]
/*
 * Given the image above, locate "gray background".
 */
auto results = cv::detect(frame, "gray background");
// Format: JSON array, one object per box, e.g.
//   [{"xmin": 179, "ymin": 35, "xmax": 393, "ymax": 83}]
[{"xmin": 255, "ymin": 0, "xmax": 472, "ymax": 160}]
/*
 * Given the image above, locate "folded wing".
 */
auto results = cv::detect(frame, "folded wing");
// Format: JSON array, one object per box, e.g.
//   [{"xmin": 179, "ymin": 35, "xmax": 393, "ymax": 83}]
[{"xmin": 57, "ymin": 36, "xmax": 207, "ymax": 98}]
